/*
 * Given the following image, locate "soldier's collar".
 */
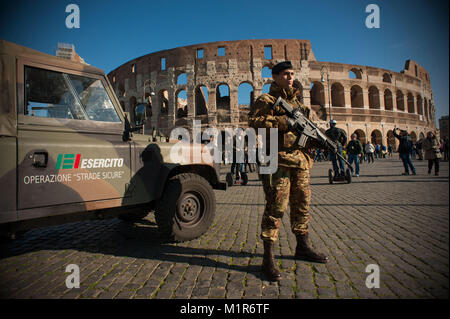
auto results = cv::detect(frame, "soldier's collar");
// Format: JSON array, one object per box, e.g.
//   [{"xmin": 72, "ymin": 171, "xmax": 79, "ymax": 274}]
[{"xmin": 269, "ymin": 82, "xmax": 299, "ymax": 100}]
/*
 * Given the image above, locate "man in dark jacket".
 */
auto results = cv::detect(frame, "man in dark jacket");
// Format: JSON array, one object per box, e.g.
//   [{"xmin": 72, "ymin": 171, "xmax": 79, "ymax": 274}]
[
  {"xmin": 325, "ymin": 120, "xmax": 347, "ymax": 176},
  {"xmin": 393, "ymin": 128, "xmax": 416, "ymax": 175},
  {"xmin": 346, "ymin": 134, "xmax": 363, "ymax": 177}
]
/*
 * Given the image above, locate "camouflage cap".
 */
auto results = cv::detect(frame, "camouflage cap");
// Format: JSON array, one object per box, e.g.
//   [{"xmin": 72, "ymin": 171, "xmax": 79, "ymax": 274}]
[{"xmin": 272, "ymin": 61, "xmax": 293, "ymax": 74}]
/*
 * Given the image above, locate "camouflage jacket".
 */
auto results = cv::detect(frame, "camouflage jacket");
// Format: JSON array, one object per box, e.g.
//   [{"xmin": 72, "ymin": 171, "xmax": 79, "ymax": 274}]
[{"xmin": 248, "ymin": 83, "xmax": 313, "ymax": 170}]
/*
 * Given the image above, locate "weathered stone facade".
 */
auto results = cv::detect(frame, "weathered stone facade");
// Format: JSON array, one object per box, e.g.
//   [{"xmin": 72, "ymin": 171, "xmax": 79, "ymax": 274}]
[{"xmin": 107, "ymin": 39, "xmax": 436, "ymax": 148}]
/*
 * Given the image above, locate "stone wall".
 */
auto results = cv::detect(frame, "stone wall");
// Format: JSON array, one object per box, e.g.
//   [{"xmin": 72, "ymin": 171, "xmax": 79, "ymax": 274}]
[{"xmin": 108, "ymin": 39, "xmax": 436, "ymax": 148}]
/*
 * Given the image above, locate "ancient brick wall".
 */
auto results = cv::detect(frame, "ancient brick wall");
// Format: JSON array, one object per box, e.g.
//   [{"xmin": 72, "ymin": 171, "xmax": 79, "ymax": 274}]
[{"xmin": 107, "ymin": 39, "xmax": 437, "ymax": 147}]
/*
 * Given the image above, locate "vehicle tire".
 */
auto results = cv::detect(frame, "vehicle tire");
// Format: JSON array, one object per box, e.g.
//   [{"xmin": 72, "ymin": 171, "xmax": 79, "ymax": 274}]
[
  {"xmin": 118, "ymin": 211, "xmax": 149, "ymax": 222},
  {"xmin": 345, "ymin": 168, "xmax": 352, "ymax": 184},
  {"xmin": 155, "ymin": 173, "xmax": 216, "ymax": 242},
  {"xmin": 328, "ymin": 169, "xmax": 334, "ymax": 184}
]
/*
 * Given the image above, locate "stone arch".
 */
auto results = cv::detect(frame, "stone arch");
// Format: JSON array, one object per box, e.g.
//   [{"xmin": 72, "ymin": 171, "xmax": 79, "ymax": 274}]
[
  {"xmin": 416, "ymin": 94, "xmax": 423, "ymax": 115},
  {"xmin": 262, "ymin": 83, "xmax": 271, "ymax": 94},
  {"xmin": 384, "ymin": 89, "xmax": 393, "ymax": 111},
  {"xmin": 159, "ymin": 89, "xmax": 169, "ymax": 114},
  {"xmin": 331, "ymin": 82, "xmax": 345, "ymax": 107},
  {"xmin": 349, "ymin": 68, "xmax": 362, "ymax": 79},
  {"xmin": 419, "ymin": 132, "xmax": 425, "ymax": 140},
  {"xmin": 310, "ymin": 81, "xmax": 325, "ymax": 106},
  {"xmin": 195, "ymin": 85, "xmax": 208, "ymax": 121},
  {"xmin": 407, "ymin": 92, "xmax": 415, "ymax": 113},
  {"xmin": 424, "ymin": 99, "xmax": 429, "ymax": 120},
  {"xmin": 368, "ymin": 86, "xmax": 380, "ymax": 109},
  {"xmin": 410, "ymin": 131, "xmax": 417, "ymax": 143},
  {"xmin": 429, "ymin": 101, "xmax": 433, "ymax": 120},
  {"xmin": 118, "ymin": 83, "xmax": 125, "ymax": 97},
  {"xmin": 238, "ymin": 82, "xmax": 254, "ymax": 107},
  {"xmin": 429, "ymin": 100, "xmax": 433, "ymax": 120},
  {"xmin": 382, "ymin": 73, "xmax": 392, "ymax": 83},
  {"xmin": 371, "ymin": 129, "xmax": 382, "ymax": 144},
  {"xmin": 129, "ymin": 96, "xmax": 137, "ymax": 120},
  {"xmin": 261, "ymin": 66, "xmax": 272, "ymax": 78},
  {"xmin": 177, "ymin": 72, "xmax": 187, "ymax": 85},
  {"xmin": 238, "ymin": 82, "xmax": 254, "ymax": 123},
  {"xmin": 176, "ymin": 89, "xmax": 188, "ymax": 118},
  {"xmin": 350, "ymin": 85, "xmax": 363, "ymax": 108},
  {"xmin": 387, "ymin": 130, "xmax": 395, "ymax": 148},
  {"xmin": 396, "ymin": 90, "xmax": 405, "ymax": 111},
  {"xmin": 216, "ymin": 83, "xmax": 230, "ymax": 123},
  {"xmin": 353, "ymin": 129, "xmax": 366, "ymax": 144}
]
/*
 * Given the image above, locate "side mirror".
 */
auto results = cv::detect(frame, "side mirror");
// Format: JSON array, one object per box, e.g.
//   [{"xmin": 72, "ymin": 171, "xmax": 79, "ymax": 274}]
[{"xmin": 122, "ymin": 111, "xmax": 142, "ymax": 141}]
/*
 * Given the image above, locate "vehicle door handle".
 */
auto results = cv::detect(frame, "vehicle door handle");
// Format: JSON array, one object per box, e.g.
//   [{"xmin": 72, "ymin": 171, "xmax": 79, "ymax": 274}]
[{"xmin": 32, "ymin": 152, "xmax": 48, "ymax": 168}]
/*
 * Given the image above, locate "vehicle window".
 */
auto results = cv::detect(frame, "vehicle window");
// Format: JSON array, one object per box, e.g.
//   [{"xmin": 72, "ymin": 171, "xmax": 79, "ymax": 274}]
[
  {"xmin": 68, "ymin": 74, "xmax": 121, "ymax": 122},
  {"xmin": 24, "ymin": 66, "xmax": 86, "ymax": 119},
  {"xmin": 24, "ymin": 66, "xmax": 121, "ymax": 123}
]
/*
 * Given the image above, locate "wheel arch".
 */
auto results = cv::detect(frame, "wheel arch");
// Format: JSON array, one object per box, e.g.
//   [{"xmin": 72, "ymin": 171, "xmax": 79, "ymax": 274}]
[{"xmin": 167, "ymin": 164, "xmax": 226, "ymax": 190}]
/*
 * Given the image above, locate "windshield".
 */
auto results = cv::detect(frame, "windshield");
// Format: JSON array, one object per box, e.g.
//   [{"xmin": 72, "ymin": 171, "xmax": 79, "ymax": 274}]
[{"xmin": 24, "ymin": 66, "xmax": 121, "ymax": 123}]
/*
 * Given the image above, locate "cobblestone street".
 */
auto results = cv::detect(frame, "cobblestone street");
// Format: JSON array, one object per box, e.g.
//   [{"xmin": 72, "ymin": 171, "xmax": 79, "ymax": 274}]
[{"xmin": 0, "ymin": 157, "xmax": 448, "ymax": 299}]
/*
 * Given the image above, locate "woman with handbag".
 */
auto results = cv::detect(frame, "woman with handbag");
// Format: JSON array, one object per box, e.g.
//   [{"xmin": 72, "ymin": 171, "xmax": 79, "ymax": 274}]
[{"xmin": 422, "ymin": 131, "xmax": 441, "ymax": 176}]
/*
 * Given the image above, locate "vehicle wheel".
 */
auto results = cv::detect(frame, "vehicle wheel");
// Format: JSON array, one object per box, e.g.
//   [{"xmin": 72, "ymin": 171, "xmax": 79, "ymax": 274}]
[
  {"xmin": 118, "ymin": 211, "xmax": 149, "ymax": 222},
  {"xmin": 155, "ymin": 173, "xmax": 216, "ymax": 242},
  {"xmin": 226, "ymin": 172, "xmax": 234, "ymax": 187},
  {"xmin": 345, "ymin": 169, "xmax": 352, "ymax": 184},
  {"xmin": 328, "ymin": 169, "xmax": 334, "ymax": 184},
  {"xmin": 241, "ymin": 172, "xmax": 248, "ymax": 185}
]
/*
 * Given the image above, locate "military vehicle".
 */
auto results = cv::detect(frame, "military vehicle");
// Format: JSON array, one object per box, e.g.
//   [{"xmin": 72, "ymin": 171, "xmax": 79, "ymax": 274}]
[{"xmin": 0, "ymin": 40, "xmax": 226, "ymax": 242}]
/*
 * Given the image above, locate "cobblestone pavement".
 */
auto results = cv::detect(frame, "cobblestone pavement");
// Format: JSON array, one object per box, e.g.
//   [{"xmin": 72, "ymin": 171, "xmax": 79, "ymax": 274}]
[{"xmin": 0, "ymin": 157, "xmax": 448, "ymax": 299}]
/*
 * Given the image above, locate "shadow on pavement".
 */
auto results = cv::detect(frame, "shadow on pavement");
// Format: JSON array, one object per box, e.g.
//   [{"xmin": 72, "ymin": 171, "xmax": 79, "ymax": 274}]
[{"xmin": 0, "ymin": 218, "xmax": 289, "ymax": 281}]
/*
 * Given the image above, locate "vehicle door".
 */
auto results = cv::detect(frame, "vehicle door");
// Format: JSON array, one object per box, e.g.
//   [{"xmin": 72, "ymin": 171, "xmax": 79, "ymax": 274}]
[{"xmin": 16, "ymin": 60, "xmax": 132, "ymax": 217}]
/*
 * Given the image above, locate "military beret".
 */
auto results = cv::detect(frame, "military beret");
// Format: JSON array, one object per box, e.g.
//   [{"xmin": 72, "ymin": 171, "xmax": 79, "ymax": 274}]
[{"xmin": 272, "ymin": 61, "xmax": 293, "ymax": 74}]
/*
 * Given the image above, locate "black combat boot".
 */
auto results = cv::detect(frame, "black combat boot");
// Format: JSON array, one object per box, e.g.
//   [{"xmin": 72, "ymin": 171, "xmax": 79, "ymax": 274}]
[
  {"xmin": 294, "ymin": 233, "xmax": 328, "ymax": 263},
  {"xmin": 262, "ymin": 241, "xmax": 281, "ymax": 281}
]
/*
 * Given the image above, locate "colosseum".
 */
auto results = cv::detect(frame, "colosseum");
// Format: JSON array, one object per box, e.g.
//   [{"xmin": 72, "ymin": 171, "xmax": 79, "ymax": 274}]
[{"xmin": 107, "ymin": 39, "xmax": 437, "ymax": 148}]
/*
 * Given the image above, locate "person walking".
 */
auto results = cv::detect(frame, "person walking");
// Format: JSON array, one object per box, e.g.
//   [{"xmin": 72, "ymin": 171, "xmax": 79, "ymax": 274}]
[
  {"xmin": 365, "ymin": 141, "xmax": 375, "ymax": 163},
  {"xmin": 248, "ymin": 61, "xmax": 328, "ymax": 281},
  {"xmin": 325, "ymin": 120, "xmax": 347, "ymax": 177},
  {"xmin": 393, "ymin": 128, "xmax": 416, "ymax": 175},
  {"xmin": 375, "ymin": 143, "xmax": 380, "ymax": 159},
  {"xmin": 422, "ymin": 131, "xmax": 441, "ymax": 176},
  {"xmin": 380, "ymin": 144, "xmax": 386, "ymax": 158},
  {"xmin": 346, "ymin": 133, "xmax": 363, "ymax": 177},
  {"xmin": 361, "ymin": 142, "xmax": 367, "ymax": 163},
  {"xmin": 388, "ymin": 144, "xmax": 393, "ymax": 157}
]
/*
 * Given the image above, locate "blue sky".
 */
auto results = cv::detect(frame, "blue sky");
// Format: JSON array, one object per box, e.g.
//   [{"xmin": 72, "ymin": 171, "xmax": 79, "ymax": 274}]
[{"xmin": 1, "ymin": 0, "xmax": 448, "ymax": 125}]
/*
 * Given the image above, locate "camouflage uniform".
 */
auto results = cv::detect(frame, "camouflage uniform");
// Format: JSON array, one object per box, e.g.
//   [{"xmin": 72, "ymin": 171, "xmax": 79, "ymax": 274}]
[{"xmin": 249, "ymin": 82, "xmax": 314, "ymax": 242}]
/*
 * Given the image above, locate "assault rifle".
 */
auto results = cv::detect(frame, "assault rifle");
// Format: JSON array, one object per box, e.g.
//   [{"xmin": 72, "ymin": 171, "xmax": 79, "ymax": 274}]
[{"xmin": 272, "ymin": 97, "xmax": 353, "ymax": 170}]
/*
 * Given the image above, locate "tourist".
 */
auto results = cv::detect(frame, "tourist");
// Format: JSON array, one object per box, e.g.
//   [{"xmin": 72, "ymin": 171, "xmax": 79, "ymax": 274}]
[
  {"xmin": 393, "ymin": 128, "xmax": 416, "ymax": 175},
  {"xmin": 365, "ymin": 141, "xmax": 375, "ymax": 163},
  {"xmin": 422, "ymin": 131, "xmax": 441, "ymax": 176},
  {"xmin": 346, "ymin": 134, "xmax": 363, "ymax": 177}
]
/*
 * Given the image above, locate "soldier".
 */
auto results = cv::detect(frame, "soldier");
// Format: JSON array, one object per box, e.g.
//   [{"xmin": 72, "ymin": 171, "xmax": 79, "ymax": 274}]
[
  {"xmin": 325, "ymin": 120, "xmax": 347, "ymax": 176},
  {"xmin": 248, "ymin": 61, "xmax": 328, "ymax": 282}
]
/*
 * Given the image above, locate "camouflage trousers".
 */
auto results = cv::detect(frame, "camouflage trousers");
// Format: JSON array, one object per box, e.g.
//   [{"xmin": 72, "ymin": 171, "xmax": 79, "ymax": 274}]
[{"xmin": 260, "ymin": 166, "xmax": 311, "ymax": 242}]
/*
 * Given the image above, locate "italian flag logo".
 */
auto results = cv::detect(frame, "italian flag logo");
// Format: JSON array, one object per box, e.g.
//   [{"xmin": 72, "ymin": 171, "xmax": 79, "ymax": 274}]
[{"xmin": 56, "ymin": 154, "xmax": 81, "ymax": 169}]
